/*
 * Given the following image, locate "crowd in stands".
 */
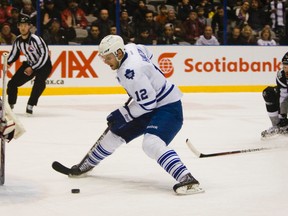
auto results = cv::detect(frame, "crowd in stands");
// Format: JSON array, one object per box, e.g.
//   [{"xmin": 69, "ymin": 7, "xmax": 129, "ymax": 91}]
[{"xmin": 0, "ymin": 0, "xmax": 287, "ymax": 45}]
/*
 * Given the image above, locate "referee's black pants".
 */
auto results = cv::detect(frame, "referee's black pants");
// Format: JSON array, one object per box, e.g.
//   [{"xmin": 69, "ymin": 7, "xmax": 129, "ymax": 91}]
[{"xmin": 7, "ymin": 60, "xmax": 52, "ymax": 106}]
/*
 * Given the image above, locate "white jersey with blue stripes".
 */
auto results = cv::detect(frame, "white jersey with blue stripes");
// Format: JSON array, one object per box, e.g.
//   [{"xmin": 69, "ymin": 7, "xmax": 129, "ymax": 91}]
[{"xmin": 116, "ymin": 43, "xmax": 183, "ymax": 118}]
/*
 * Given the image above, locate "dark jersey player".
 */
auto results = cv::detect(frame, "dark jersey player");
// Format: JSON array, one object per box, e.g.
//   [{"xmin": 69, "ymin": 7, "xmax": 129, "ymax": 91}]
[{"xmin": 261, "ymin": 52, "xmax": 288, "ymax": 137}]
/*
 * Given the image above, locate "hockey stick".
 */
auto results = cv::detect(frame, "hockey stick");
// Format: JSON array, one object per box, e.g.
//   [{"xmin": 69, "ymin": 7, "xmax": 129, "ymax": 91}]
[
  {"xmin": 186, "ymin": 139, "xmax": 270, "ymax": 158},
  {"xmin": 0, "ymin": 52, "xmax": 9, "ymax": 185},
  {"xmin": 52, "ymin": 97, "xmax": 133, "ymax": 175}
]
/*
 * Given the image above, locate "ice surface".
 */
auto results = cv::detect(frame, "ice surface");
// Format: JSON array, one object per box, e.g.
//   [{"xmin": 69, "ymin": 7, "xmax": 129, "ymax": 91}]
[{"xmin": 1, "ymin": 93, "xmax": 287, "ymax": 216}]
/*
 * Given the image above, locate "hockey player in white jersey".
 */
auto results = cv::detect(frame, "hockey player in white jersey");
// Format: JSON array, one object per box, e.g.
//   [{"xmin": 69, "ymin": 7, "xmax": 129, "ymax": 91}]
[
  {"xmin": 70, "ymin": 35, "xmax": 202, "ymax": 195},
  {"xmin": 261, "ymin": 52, "xmax": 288, "ymax": 138}
]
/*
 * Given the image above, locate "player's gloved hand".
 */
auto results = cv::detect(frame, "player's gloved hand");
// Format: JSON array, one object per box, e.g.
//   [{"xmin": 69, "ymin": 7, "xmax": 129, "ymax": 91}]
[{"xmin": 106, "ymin": 106, "xmax": 133, "ymax": 132}]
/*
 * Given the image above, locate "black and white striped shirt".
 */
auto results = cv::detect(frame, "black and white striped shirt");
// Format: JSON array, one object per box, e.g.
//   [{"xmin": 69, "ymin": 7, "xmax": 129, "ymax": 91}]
[{"xmin": 7, "ymin": 33, "xmax": 50, "ymax": 71}]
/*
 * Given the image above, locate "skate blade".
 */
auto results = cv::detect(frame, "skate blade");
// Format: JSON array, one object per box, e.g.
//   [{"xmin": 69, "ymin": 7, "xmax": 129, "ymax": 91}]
[
  {"xmin": 68, "ymin": 173, "xmax": 90, "ymax": 178},
  {"xmin": 175, "ymin": 184, "xmax": 205, "ymax": 195},
  {"xmin": 260, "ymin": 130, "xmax": 288, "ymax": 139},
  {"xmin": 261, "ymin": 133, "xmax": 280, "ymax": 140}
]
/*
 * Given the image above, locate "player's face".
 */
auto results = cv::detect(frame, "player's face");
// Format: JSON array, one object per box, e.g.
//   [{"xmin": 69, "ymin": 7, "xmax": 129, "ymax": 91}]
[
  {"xmin": 18, "ymin": 23, "xmax": 31, "ymax": 37},
  {"xmin": 283, "ymin": 64, "xmax": 288, "ymax": 78},
  {"xmin": 101, "ymin": 53, "xmax": 119, "ymax": 70}
]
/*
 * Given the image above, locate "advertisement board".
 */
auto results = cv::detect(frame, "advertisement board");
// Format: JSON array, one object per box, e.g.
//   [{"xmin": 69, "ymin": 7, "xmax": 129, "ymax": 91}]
[{"xmin": 0, "ymin": 45, "xmax": 285, "ymax": 95}]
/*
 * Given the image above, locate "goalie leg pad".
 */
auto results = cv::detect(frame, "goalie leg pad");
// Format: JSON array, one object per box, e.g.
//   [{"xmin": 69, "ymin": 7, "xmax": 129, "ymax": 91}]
[
  {"xmin": 4, "ymin": 100, "xmax": 25, "ymax": 139},
  {"xmin": 2, "ymin": 119, "xmax": 15, "ymax": 136},
  {"xmin": 1, "ymin": 117, "xmax": 16, "ymax": 142}
]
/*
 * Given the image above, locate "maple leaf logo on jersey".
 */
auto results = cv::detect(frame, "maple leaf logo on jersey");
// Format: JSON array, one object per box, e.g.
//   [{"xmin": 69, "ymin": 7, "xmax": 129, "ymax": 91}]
[{"xmin": 125, "ymin": 69, "xmax": 135, "ymax": 79}]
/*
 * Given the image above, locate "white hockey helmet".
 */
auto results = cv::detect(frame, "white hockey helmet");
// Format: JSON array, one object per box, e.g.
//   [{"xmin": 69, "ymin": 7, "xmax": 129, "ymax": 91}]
[{"xmin": 99, "ymin": 35, "xmax": 125, "ymax": 58}]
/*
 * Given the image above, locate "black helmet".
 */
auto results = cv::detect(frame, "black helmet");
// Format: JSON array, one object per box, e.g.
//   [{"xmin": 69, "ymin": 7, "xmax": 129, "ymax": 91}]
[
  {"xmin": 282, "ymin": 52, "xmax": 288, "ymax": 65},
  {"xmin": 18, "ymin": 15, "xmax": 31, "ymax": 24}
]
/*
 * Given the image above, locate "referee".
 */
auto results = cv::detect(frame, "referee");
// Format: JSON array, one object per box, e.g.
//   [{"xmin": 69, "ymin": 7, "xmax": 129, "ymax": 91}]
[{"xmin": 7, "ymin": 15, "xmax": 52, "ymax": 115}]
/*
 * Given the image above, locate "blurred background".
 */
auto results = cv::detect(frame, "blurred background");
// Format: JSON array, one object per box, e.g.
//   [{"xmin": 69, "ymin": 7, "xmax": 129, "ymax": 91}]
[{"xmin": 1, "ymin": 0, "xmax": 287, "ymax": 46}]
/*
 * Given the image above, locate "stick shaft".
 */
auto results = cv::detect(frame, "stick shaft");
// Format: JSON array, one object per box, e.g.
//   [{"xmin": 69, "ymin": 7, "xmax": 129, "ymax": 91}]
[
  {"xmin": 186, "ymin": 139, "xmax": 269, "ymax": 158},
  {"xmin": 1, "ymin": 52, "xmax": 8, "ymax": 121},
  {"xmin": 78, "ymin": 96, "xmax": 132, "ymax": 164},
  {"xmin": 1, "ymin": 52, "xmax": 9, "ymax": 185},
  {"xmin": 199, "ymin": 148, "xmax": 266, "ymax": 157}
]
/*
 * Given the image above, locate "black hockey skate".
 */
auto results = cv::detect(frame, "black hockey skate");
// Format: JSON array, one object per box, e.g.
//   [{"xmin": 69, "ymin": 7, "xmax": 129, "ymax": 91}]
[
  {"xmin": 173, "ymin": 173, "xmax": 204, "ymax": 195},
  {"xmin": 70, "ymin": 161, "xmax": 94, "ymax": 176},
  {"xmin": 261, "ymin": 124, "xmax": 288, "ymax": 138},
  {"xmin": 279, "ymin": 126, "xmax": 288, "ymax": 135},
  {"xmin": 261, "ymin": 126, "xmax": 280, "ymax": 138},
  {"xmin": 52, "ymin": 160, "xmax": 94, "ymax": 176},
  {"xmin": 26, "ymin": 104, "xmax": 33, "ymax": 115}
]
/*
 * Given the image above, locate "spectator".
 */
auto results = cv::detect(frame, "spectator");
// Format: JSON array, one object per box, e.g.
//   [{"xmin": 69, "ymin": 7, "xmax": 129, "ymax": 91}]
[
  {"xmin": 61, "ymin": 0, "xmax": 88, "ymax": 29},
  {"xmin": 124, "ymin": 0, "xmax": 139, "ymax": 16},
  {"xmin": 269, "ymin": 0, "xmax": 286, "ymax": 37},
  {"xmin": 0, "ymin": 0, "xmax": 13, "ymax": 24},
  {"xmin": 42, "ymin": 18, "xmax": 76, "ymax": 45},
  {"xmin": 10, "ymin": 0, "xmax": 22, "ymax": 10},
  {"xmin": 110, "ymin": 25, "xmax": 117, "ymax": 35},
  {"xmin": 155, "ymin": 4, "xmax": 168, "ymax": 26},
  {"xmin": 234, "ymin": 0, "xmax": 250, "ymax": 28},
  {"xmin": 98, "ymin": 0, "xmax": 126, "ymax": 22},
  {"xmin": 198, "ymin": 0, "xmax": 215, "ymax": 18},
  {"xmin": 197, "ymin": 6, "xmax": 208, "ymax": 26},
  {"xmin": 227, "ymin": 26, "xmax": 242, "ymax": 45},
  {"xmin": 177, "ymin": 0, "xmax": 194, "ymax": 21},
  {"xmin": 134, "ymin": 27, "xmax": 154, "ymax": 45},
  {"xmin": 6, "ymin": 7, "xmax": 20, "ymax": 35},
  {"xmin": 41, "ymin": 0, "xmax": 62, "ymax": 33},
  {"xmin": 166, "ymin": 0, "xmax": 179, "ymax": 5},
  {"xmin": 42, "ymin": 0, "xmax": 66, "ymax": 11},
  {"xmin": 279, "ymin": 34, "xmax": 288, "ymax": 45},
  {"xmin": 248, "ymin": 0, "xmax": 269, "ymax": 34},
  {"xmin": 61, "ymin": 0, "xmax": 88, "ymax": 40},
  {"xmin": 119, "ymin": 9, "xmax": 135, "ymax": 44},
  {"xmin": 211, "ymin": 6, "xmax": 224, "ymax": 44},
  {"xmin": 20, "ymin": 0, "xmax": 37, "ymax": 27},
  {"xmin": 138, "ymin": 10, "xmax": 161, "ymax": 43},
  {"xmin": 229, "ymin": 0, "xmax": 242, "ymax": 11},
  {"xmin": 132, "ymin": 0, "xmax": 148, "ymax": 35},
  {"xmin": 81, "ymin": 24, "xmax": 102, "ymax": 45},
  {"xmin": 182, "ymin": 9, "xmax": 205, "ymax": 44},
  {"xmin": 78, "ymin": 0, "xmax": 99, "ymax": 16},
  {"xmin": 157, "ymin": 23, "xmax": 181, "ymax": 45},
  {"xmin": 195, "ymin": 25, "xmax": 220, "ymax": 45},
  {"xmin": 92, "ymin": 9, "xmax": 114, "ymax": 38},
  {"xmin": 165, "ymin": 9, "xmax": 184, "ymax": 39},
  {"xmin": 258, "ymin": 25, "xmax": 279, "ymax": 42},
  {"xmin": 239, "ymin": 24, "xmax": 257, "ymax": 45},
  {"xmin": 0, "ymin": 22, "xmax": 16, "ymax": 44},
  {"xmin": 257, "ymin": 27, "xmax": 277, "ymax": 45}
]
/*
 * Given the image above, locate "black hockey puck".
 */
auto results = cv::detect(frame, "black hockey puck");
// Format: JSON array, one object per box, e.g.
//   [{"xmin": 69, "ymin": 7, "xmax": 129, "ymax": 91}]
[{"xmin": 71, "ymin": 189, "xmax": 80, "ymax": 193}]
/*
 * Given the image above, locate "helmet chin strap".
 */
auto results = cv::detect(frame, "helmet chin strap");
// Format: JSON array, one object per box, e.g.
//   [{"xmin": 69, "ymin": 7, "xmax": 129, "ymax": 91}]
[
  {"xmin": 115, "ymin": 55, "xmax": 122, "ymax": 63},
  {"xmin": 114, "ymin": 50, "xmax": 124, "ymax": 67}
]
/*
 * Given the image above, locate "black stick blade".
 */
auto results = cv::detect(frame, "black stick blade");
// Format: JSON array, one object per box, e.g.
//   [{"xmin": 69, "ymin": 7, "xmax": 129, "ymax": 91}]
[{"xmin": 52, "ymin": 161, "xmax": 71, "ymax": 175}]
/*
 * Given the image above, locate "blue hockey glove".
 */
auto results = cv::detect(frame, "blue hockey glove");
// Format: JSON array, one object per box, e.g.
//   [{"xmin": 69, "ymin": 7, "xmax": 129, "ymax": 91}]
[{"xmin": 106, "ymin": 106, "xmax": 133, "ymax": 132}]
